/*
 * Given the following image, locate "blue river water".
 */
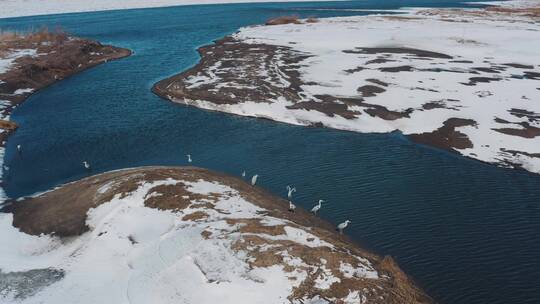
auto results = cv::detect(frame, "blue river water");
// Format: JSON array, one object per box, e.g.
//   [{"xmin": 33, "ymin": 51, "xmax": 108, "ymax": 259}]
[{"xmin": 1, "ymin": 1, "xmax": 539, "ymax": 303}]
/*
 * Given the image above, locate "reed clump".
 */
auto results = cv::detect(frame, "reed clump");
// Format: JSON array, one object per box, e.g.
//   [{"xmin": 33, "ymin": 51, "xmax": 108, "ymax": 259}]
[
  {"xmin": 0, "ymin": 27, "xmax": 68, "ymax": 45},
  {"xmin": 265, "ymin": 15, "xmax": 302, "ymax": 25}
]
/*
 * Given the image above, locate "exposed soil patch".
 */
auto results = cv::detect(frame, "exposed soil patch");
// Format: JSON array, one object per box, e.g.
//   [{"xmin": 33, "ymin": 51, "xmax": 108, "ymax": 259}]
[
  {"xmin": 523, "ymin": 71, "xmax": 540, "ymax": 80},
  {"xmin": 422, "ymin": 101, "xmax": 450, "ymax": 110},
  {"xmin": 472, "ymin": 67, "xmax": 501, "ymax": 73},
  {"xmin": 450, "ymin": 60, "xmax": 473, "ymax": 63},
  {"xmin": 364, "ymin": 104, "xmax": 413, "ymax": 120},
  {"xmin": 344, "ymin": 66, "xmax": 364, "ymax": 74},
  {"xmin": 357, "ymin": 84, "xmax": 386, "ymax": 97},
  {"xmin": 503, "ymin": 63, "xmax": 534, "ymax": 69},
  {"xmin": 343, "ymin": 47, "xmax": 453, "ymax": 59},
  {"xmin": 182, "ymin": 211, "xmax": 209, "ymax": 221},
  {"xmin": 493, "ymin": 122, "xmax": 540, "ymax": 138},
  {"xmin": 509, "ymin": 108, "xmax": 539, "ymax": 122},
  {"xmin": 461, "ymin": 76, "xmax": 502, "ymax": 86},
  {"xmin": 413, "ymin": 86, "xmax": 439, "ymax": 93},
  {"xmin": 286, "ymin": 99, "xmax": 359, "ymax": 119},
  {"xmin": 365, "ymin": 57, "xmax": 396, "ymax": 65},
  {"xmin": 500, "ymin": 148, "xmax": 540, "ymax": 159},
  {"xmin": 494, "ymin": 117, "xmax": 512, "ymax": 124},
  {"xmin": 421, "ymin": 99, "xmax": 461, "ymax": 111},
  {"xmin": 409, "ymin": 118, "xmax": 477, "ymax": 150},
  {"xmin": 144, "ymin": 183, "xmax": 205, "ymax": 211},
  {"xmin": 379, "ymin": 65, "xmax": 415, "ymax": 73},
  {"xmin": 365, "ymin": 78, "xmax": 389, "ymax": 87}
]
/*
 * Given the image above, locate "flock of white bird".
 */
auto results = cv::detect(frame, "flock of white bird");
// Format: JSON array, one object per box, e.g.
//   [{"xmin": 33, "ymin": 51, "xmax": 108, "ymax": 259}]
[
  {"xmin": 11, "ymin": 150, "xmax": 352, "ymax": 234},
  {"xmin": 3, "ymin": 145, "xmax": 23, "ymax": 172},
  {"xmin": 248, "ymin": 169, "xmax": 351, "ymax": 234},
  {"xmin": 185, "ymin": 154, "xmax": 351, "ymax": 234}
]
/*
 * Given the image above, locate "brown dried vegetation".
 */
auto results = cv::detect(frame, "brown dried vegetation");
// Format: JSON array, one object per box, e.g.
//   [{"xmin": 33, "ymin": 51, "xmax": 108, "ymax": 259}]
[
  {"xmin": 409, "ymin": 118, "xmax": 477, "ymax": 151},
  {"xmin": 266, "ymin": 15, "xmax": 302, "ymax": 26},
  {"xmin": 182, "ymin": 211, "xmax": 209, "ymax": 221},
  {"xmin": 0, "ymin": 28, "xmax": 68, "ymax": 47}
]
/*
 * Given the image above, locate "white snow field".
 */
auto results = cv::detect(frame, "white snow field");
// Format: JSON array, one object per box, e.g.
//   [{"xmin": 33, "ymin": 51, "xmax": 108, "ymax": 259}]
[
  {"xmin": 0, "ymin": 0, "xmax": 343, "ymax": 19},
  {"xmin": 168, "ymin": 3, "xmax": 540, "ymax": 173}
]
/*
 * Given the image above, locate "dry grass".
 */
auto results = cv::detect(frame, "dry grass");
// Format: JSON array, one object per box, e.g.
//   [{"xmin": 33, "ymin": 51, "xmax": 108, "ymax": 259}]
[
  {"xmin": 227, "ymin": 218, "xmax": 287, "ymax": 236},
  {"xmin": 0, "ymin": 120, "xmax": 18, "ymax": 131},
  {"xmin": 0, "ymin": 27, "xmax": 68, "ymax": 45},
  {"xmin": 486, "ymin": 6, "xmax": 540, "ymax": 17},
  {"xmin": 182, "ymin": 211, "xmax": 209, "ymax": 221},
  {"xmin": 266, "ymin": 15, "xmax": 302, "ymax": 25},
  {"xmin": 379, "ymin": 256, "xmax": 432, "ymax": 303}
]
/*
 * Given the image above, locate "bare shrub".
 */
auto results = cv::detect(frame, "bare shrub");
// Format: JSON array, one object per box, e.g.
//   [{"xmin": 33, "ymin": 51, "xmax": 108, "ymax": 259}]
[
  {"xmin": 266, "ymin": 15, "xmax": 301, "ymax": 26},
  {"xmin": 0, "ymin": 27, "xmax": 69, "ymax": 45}
]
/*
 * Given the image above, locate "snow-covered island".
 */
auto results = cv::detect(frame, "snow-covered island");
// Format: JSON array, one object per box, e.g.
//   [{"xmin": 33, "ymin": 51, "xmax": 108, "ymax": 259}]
[
  {"xmin": 0, "ymin": 166, "xmax": 432, "ymax": 303},
  {"xmin": 153, "ymin": 1, "xmax": 540, "ymax": 173}
]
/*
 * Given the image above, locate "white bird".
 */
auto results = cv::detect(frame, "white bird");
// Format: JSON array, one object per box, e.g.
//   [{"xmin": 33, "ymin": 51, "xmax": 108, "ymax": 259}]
[
  {"xmin": 288, "ymin": 201, "xmax": 296, "ymax": 212},
  {"xmin": 311, "ymin": 199, "xmax": 324, "ymax": 215},
  {"xmin": 3, "ymin": 165, "xmax": 9, "ymax": 171},
  {"xmin": 16, "ymin": 144, "xmax": 22, "ymax": 153},
  {"xmin": 337, "ymin": 220, "xmax": 351, "ymax": 234},
  {"xmin": 286, "ymin": 185, "xmax": 296, "ymax": 199},
  {"xmin": 187, "ymin": 154, "xmax": 192, "ymax": 163},
  {"xmin": 251, "ymin": 174, "xmax": 258, "ymax": 186},
  {"xmin": 242, "ymin": 170, "xmax": 246, "ymax": 178},
  {"xmin": 83, "ymin": 161, "xmax": 90, "ymax": 170}
]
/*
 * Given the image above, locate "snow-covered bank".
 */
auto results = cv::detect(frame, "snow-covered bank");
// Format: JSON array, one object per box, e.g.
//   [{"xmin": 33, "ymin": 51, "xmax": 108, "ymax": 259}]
[
  {"xmin": 0, "ymin": 0, "xmax": 343, "ymax": 19},
  {"xmin": 154, "ymin": 2, "xmax": 540, "ymax": 173},
  {"xmin": 0, "ymin": 166, "xmax": 431, "ymax": 303}
]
